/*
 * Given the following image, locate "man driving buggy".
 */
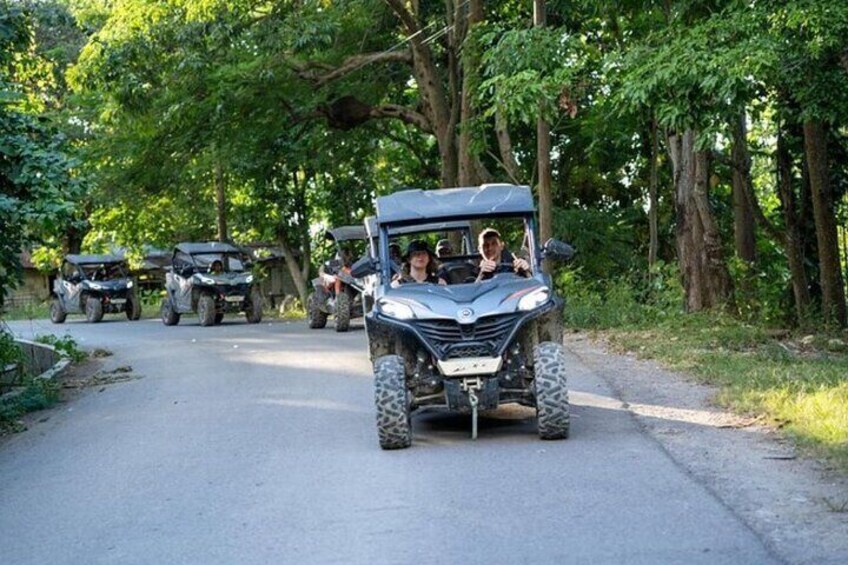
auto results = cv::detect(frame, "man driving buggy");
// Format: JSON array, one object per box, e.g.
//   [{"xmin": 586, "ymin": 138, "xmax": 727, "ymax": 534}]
[{"xmin": 474, "ymin": 228, "xmax": 531, "ymax": 282}]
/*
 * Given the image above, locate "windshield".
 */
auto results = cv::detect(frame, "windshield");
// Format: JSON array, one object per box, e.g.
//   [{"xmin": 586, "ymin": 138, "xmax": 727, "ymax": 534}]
[
  {"xmin": 81, "ymin": 262, "xmax": 127, "ymax": 281},
  {"xmin": 191, "ymin": 252, "xmax": 246, "ymax": 272},
  {"xmin": 381, "ymin": 216, "xmax": 534, "ymax": 287}
]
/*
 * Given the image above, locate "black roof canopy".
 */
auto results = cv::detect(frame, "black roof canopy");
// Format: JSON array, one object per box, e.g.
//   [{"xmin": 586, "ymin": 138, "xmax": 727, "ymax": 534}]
[
  {"xmin": 174, "ymin": 242, "xmax": 242, "ymax": 255},
  {"xmin": 325, "ymin": 225, "xmax": 367, "ymax": 242},
  {"xmin": 65, "ymin": 254, "xmax": 125, "ymax": 265},
  {"xmin": 375, "ymin": 184, "xmax": 535, "ymax": 226}
]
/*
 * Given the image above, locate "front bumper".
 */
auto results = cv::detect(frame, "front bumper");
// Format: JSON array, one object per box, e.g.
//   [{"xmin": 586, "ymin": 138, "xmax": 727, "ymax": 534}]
[{"xmin": 365, "ymin": 299, "xmax": 560, "ymax": 371}]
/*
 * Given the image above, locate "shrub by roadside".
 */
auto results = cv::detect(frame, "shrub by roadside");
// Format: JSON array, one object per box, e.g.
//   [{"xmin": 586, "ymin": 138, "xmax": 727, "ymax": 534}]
[{"xmin": 0, "ymin": 329, "xmax": 84, "ymax": 433}]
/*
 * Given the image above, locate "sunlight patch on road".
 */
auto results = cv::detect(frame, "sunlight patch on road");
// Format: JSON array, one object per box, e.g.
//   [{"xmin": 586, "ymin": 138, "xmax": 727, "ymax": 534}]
[
  {"xmin": 229, "ymin": 350, "xmax": 374, "ymax": 377},
  {"xmin": 259, "ymin": 397, "xmax": 369, "ymax": 414},
  {"xmin": 571, "ymin": 391, "xmax": 757, "ymax": 428}
]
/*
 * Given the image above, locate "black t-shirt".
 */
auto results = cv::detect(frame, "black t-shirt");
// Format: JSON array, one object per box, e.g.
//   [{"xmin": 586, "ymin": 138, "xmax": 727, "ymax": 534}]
[{"xmin": 395, "ymin": 271, "xmax": 441, "ymax": 285}]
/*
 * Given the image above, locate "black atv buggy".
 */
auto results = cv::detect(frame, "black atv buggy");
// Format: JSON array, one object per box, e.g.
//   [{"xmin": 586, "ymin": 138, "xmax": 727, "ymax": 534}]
[
  {"xmin": 306, "ymin": 226, "xmax": 369, "ymax": 332},
  {"xmin": 352, "ymin": 184, "xmax": 575, "ymax": 449},
  {"xmin": 160, "ymin": 242, "xmax": 262, "ymax": 327},
  {"xmin": 50, "ymin": 254, "xmax": 141, "ymax": 324}
]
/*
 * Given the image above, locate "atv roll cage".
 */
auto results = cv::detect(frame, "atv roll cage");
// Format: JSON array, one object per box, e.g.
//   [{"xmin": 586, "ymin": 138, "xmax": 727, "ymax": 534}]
[
  {"xmin": 171, "ymin": 242, "xmax": 248, "ymax": 274},
  {"xmin": 63, "ymin": 254, "xmax": 128, "ymax": 281},
  {"xmin": 360, "ymin": 184, "xmax": 575, "ymax": 449},
  {"xmin": 51, "ymin": 253, "xmax": 141, "ymax": 324},
  {"xmin": 161, "ymin": 241, "xmax": 261, "ymax": 327}
]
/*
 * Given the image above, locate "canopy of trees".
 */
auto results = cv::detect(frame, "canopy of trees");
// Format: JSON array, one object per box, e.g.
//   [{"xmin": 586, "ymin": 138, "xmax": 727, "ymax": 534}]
[{"xmin": 2, "ymin": 0, "xmax": 847, "ymax": 327}]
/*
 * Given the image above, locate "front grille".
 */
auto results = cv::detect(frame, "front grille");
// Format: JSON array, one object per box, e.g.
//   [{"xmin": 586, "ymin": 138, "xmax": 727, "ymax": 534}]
[{"xmin": 412, "ymin": 314, "xmax": 519, "ymax": 359}]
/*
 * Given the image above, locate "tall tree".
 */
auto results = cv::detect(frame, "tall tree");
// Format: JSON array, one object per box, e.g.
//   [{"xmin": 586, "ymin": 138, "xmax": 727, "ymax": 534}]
[
  {"xmin": 0, "ymin": 1, "xmax": 83, "ymax": 306},
  {"xmin": 803, "ymin": 120, "xmax": 846, "ymax": 325}
]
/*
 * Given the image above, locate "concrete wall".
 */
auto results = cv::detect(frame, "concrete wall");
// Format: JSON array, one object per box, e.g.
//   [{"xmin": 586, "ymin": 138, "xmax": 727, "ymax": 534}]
[{"xmin": 15, "ymin": 339, "xmax": 61, "ymax": 377}]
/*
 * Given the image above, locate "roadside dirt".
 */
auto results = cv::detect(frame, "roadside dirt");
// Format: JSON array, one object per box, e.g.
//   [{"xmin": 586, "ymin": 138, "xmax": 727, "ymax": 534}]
[
  {"xmin": 565, "ymin": 331, "xmax": 848, "ymax": 565},
  {"xmin": 0, "ymin": 354, "xmax": 142, "ymax": 439}
]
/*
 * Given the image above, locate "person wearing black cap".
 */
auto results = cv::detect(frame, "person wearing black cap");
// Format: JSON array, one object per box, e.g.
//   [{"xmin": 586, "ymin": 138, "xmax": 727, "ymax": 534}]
[
  {"xmin": 391, "ymin": 240, "xmax": 447, "ymax": 287},
  {"xmin": 474, "ymin": 228, "xmax": 530, "ymax": 282}
]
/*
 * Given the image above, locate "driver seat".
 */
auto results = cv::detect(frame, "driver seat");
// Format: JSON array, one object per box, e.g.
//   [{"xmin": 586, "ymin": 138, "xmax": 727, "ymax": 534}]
[{"xmin": 441, "ymin": 262, "xmax": 475, "ymax": 285}]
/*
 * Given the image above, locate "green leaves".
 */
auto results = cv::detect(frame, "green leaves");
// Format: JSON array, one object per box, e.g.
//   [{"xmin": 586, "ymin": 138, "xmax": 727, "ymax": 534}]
[{"xmin": 479, "ymin": 25, "xmax": 584, "ymax": 125}]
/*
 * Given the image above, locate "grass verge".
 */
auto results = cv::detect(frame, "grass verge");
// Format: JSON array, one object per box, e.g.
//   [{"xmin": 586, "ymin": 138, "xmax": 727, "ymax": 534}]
[
  {"xmin": 0, "ymin": 377, "xmax": 60, "ymax": 433},
  {"xmin": 594, "ymin": 313, "xmax": 848, "ymax": 471}
]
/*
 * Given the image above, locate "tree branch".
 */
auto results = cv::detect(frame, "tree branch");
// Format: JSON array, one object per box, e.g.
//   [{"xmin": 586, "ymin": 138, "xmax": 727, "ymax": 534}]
[
  {"xmin": 369, "ymin": 104, "xmax": 432, "ymax": 133},
  {"xmin": 384, "ymin": 0, "xmax": 420, "ymax": 35},
  {"xmin": 310, "ymin": 51, "xmax": 413, "ymax": 86}
]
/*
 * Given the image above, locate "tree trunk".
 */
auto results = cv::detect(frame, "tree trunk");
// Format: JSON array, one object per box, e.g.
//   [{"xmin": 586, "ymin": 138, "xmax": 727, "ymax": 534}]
[
  {"xmin": 802, "ymin": 120, "xmax": 847, "ymax": 326},
  {"xmin": 495, "ymin": 110, "xmax": 521, "ymax": 183},
  {"xmin": 277, "ymin": 171, "xmax": 312, "ymax": 306},
  {"xmin": 648, "ymin": 113, "xmax": 659, "ymax": 268},
  {"xmin": 457, "ymin": 0, "xmax": 483, "ymax": 186},
  {"xmin": 776, "ymin": 123, "xmax": 811, "ymax": 322},
  {"xmin": 731, "ymin": 113, "xmax": 756, "ymax": 263},
  {"xmin": 277, "ymin": 237, "xmax": 309, "ymax": 306},
  {"xmin": 668, "ymin": 130, "xmax": 732, "ymax": 311},
  {"xmin": 215, "ymin": 161, "xmax": 227, "ymax": 242},
  {"xmin": 534, "ymin": 0, "xmax": 553, "ymax": 250},
  {"xmin": 385, "ymin": 0, "xmax": 458, "ymax": 187}
]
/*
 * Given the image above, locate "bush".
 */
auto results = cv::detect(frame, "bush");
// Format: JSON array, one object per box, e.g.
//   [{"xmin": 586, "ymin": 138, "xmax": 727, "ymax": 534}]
[
  {"xmin": 0, "ymin": 328, "xmax": 23, "ymax": 368},
  {"xmin": 35, "ymin": 333, "xmax": 86, "ymax": 363},
  {"xmin": 556, "ymin": 261, "xmax": 684, "ymax": 329}
]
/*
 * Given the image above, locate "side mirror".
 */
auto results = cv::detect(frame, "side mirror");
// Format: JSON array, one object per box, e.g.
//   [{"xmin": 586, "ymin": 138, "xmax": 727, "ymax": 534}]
[
  {"xmin": 350, "ymin": 255, "xmax": 378, "ymax": 278},
  {"xmin": 542, "ymin": 238, "xmax": 576, "ymax": 262},
  {"xmin": 179, "ymin": 265, "xmax": 194, "ymax": 277}
]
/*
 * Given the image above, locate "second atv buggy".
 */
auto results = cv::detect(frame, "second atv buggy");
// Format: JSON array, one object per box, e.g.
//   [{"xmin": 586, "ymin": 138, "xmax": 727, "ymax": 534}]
[
  {"xmin": 160, "ymin": 242, "xmax": 262, "ymax": 327},
  {"xmin": 307, "ymin": 226, "xmax": 369, "ymax": 332},
  {"xmin": 50, "ymin": 254, "xmax": 141, "ymax": 324},
  {"xmin": 353, "ymin": 184, "xmax": 575, "ymax": 449}
]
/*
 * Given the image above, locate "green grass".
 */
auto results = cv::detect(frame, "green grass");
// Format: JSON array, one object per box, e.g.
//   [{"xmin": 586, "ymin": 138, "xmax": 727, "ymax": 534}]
[
  {"xmin": 0, "ymin": 376, "xmax": 60, "ymax": 433},
  {"xmin": 1, "ymin": 302, "xmax": 51, "ymax": 321},
  {"xmin": 593, "ymin": 313, "xmax": 848, "ymax": 471}
]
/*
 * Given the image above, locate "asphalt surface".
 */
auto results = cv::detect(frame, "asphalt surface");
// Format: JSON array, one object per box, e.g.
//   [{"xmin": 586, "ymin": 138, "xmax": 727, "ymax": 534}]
[{"xmin": 1, "ymin": 316, "xmax": 780, "ymax": 564}]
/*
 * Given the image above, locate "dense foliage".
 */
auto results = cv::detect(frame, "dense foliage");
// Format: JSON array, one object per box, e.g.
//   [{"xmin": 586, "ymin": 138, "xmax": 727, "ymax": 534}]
[
  {"xmin": 1, "ymin": 1, "xmax": 84, "ymax": 307},
  {"xmin": 0, "ymin": 0, "xmax": 846, "ymax": 327}
]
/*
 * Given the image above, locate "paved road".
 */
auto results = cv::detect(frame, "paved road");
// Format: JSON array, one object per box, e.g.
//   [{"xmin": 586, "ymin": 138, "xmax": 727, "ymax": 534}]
[{"xmin": 1, "ymin": 317, "xmax": 779, "ymax": 564}]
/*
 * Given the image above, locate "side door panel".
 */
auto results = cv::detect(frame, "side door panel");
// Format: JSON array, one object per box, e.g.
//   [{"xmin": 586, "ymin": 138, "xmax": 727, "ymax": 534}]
[{"xmin": 167, "ymin": 272, "xmax": 194, "ymax": 313}]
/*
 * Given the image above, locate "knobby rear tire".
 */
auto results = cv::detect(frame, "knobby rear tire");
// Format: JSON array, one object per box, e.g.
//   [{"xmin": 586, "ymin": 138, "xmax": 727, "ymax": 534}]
[{"xmin": 335, "ymin": 291, "xmax": 351, "ymax": 332}]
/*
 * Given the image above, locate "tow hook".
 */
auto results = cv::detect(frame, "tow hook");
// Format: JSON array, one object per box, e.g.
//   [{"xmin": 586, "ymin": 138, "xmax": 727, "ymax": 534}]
[{"xmin": 461, "ymin": 377, "xmax": 483, "ymax": 440}]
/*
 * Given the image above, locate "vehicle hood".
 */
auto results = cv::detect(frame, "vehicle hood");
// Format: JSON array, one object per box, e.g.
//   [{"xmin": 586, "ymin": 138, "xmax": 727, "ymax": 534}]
[
  {"xmin": 191, "ymin": 272, "xmax": 253, "ymax": 286},
  {"xmin": 378, "ymin": 276, "xmax": 548, "ymax": 323},
  {"xmin": 81, "ymin": 279, "xmax": 132, "ymax": 292}
]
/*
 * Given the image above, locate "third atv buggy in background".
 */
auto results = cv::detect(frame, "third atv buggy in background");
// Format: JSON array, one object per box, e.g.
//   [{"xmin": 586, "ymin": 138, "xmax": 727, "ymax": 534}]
[
  {"xmin": 353, "ymin": 184, "xmax": 575, "ymax": 449},
  {"xmin": 50, "ymin": 254, "xmax": 141, "ymax": 323},
  {"xmin": 160, "ymin": 242, "xmax": 262, "ymax": 327},
  {"xmin": 307, "ymin": 225, "xmax": 369, "ymax": 332}
]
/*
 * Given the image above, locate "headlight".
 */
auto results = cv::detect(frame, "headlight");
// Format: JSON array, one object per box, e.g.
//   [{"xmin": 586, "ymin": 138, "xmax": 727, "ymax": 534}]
[
  {"xmin": 245, "ymin": 275, "xmax": 254, "ymax": 283},
  {"xmin": 378, "ymin": 299, "xmax": 415, "ymax": 320},
  {"xmin": 126, "ymin": 280, "xmax": 134, "ymax": 289},
  {"xmin": 517, "ymin": 287, "xmax": 550, "ymax": 311},
  {"xmin": 89, "ymin": 283, "xmax": 103, "ymax": 290},
  {"xmin": 197, "ymin": 275, "xmax": 215, "ymax": 284}
]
